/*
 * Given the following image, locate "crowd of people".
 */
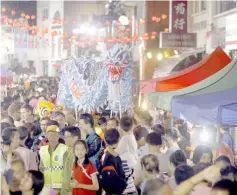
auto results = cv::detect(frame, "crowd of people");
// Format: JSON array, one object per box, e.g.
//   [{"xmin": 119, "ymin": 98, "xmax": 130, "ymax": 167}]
[{"xmin": 1, "ymin": 80, "xmax": 237, "ymax": 195}]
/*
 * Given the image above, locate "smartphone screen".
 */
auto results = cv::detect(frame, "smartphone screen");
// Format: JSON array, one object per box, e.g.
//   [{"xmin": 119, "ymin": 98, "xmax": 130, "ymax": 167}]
[{"xmin": 4, "ymin": 169, "xmax": 13, "ymax": 185}]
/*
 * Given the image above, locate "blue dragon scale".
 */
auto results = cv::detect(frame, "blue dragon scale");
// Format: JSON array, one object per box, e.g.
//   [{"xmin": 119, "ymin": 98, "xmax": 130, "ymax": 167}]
[{"xmin": 57, "ymin": 43, "xmax": 135, "ymax": 113}]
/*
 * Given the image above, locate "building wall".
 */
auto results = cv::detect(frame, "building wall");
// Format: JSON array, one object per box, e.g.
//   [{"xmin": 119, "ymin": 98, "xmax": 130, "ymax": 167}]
[{"xmin": 188, "ymin": 0, "xmax": 237, "ymax": 54}]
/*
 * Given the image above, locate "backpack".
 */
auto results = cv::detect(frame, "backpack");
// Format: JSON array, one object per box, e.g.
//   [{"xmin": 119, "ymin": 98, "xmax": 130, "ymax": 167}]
[{"xmin": 99, "ymin": 152, "xmax": 128, "ymax": 194}]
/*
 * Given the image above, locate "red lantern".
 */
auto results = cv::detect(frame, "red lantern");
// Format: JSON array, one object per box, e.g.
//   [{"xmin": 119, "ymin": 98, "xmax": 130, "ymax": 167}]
[
  {"xmin": 2, "ymin": 8, "xmax": 6, "ymax": 12},
  {"xmin": 161, "ymin": 14, "xmax": 167, "ymax": 19},
  {"xmin": 31, "ymin": 15, "xmax": 36, "ymax": 20},
  {"xmin": 25, "ymin": 15, "xmax": 30, "ymax": 20},
  {"xmin": 11, "ymin": 9, "xmax": 16, "ymax": 15},
  {"xmin": 152, "ymin": 16, "xmax": 157, "ymax": 21},
  {"xmin": 156, "ymin": 17, "xmax": 161, "ymax": 23},
  {"xmin": 105, "ymin": 21, "xmax": 110, "ymax": 26},
  {"xmin": 151, "ymin": 31, "xmax": 157, "ymax": 36},
  {"xmin": 52, "ymin": 31, "xmax": 58, "ymax": 36},
  {"xmin": 21, "ymin": 13, "xmax": 25, "ymax": 18}
]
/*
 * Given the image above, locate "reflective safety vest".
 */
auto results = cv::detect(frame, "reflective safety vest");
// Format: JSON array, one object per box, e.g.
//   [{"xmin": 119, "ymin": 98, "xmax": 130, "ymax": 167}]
[{"xmin": 39, "ymin": 143, "xmax": 68, "ymax": 189}]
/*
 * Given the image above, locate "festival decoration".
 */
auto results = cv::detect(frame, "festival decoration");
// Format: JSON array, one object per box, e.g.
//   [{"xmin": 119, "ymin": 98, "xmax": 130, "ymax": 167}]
[
  {"xmin": 35, "ymin": 100, "xmax": 55, "ymax": 118},
  {"xmin": 57, "ymin": 43, "xmax": 135, "ymax": 114}
]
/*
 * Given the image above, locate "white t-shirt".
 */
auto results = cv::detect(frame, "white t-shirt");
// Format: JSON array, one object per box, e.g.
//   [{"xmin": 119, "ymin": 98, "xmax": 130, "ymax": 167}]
[{"xmin": 116, "ymin": 133, "xmax": 138, "ymax": 169}]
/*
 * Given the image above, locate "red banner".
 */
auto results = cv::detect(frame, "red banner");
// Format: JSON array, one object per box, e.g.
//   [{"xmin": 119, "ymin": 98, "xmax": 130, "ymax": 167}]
[{"xmin": 171, "ymin": 0, "xmax": 187, "ymax": 33}]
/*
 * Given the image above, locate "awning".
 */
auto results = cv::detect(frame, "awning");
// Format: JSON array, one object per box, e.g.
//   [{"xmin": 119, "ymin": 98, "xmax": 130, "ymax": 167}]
[
  {"xmin": 171, "ymin": 87, "xmax": 237, "ymax": 126},
  {"xmin": 140, "ymin": 47, "xmax": 231, "ymax": 94},
  {"xmin": 148, "ymin": 59, "xmax": 237, "ymax": 111}
]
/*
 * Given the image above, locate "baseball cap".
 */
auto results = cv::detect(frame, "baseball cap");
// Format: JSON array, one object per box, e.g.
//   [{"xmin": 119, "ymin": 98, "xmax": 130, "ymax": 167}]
[{"xmin": 46, "ymin": 125, "xmax": 60, "ymax": 133}]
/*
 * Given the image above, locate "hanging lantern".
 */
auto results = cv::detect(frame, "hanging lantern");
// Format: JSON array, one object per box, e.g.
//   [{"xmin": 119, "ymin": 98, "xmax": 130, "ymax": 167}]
[
  {"xmin": 140, "ymin": 19, "xmax": 145, "ymax": 24},
  {"xmin": 151, "ymin": 31, "xmax": 157, "ymax": 36},
  {"xmin": 152, "ymin": 16, "xmax": 157, "ymax": 21},
  {"xmin": 11, "ymin": 9, "xmax": 16, "ymax": 15},
  {"xmin": 8, "ymin": 19, "xmax": 13, "ymax": 24},
  {"xmin": 105, "ymin": 21, "xmax": 111, "ymax": 26},
  {"xmin": 52, "ymin": 31, "xmax": 58, "ymax": 36},
  {"xmin": 63, "ymin": 32, "xmax": 67, "ymax": 37},
  {"xmin": 161, "ymin": 14, "xmax": 167, "ymax": 19},
  {"xmin": 164, "ymin": 28, "xmax": 169, "ymax": 32},
  {"xmin": 151, "ymin": 36, "xmax": 156, "ymax": 40},
  {"xmin": 25, "ymin": 15, "xmax": 30, "ymax": 20},
  {"xmin": 52, "ymin": 18, "xmax": 56, "ymax": 23},
  {"xmin": 2, "ymin": 7, "xmax": 6, "ymax": 12},
  {"xmin": 156, "ymin": 17, "xmax": 161, "ymax": 23},
  {"xmin": 21, "ymin": 13, "xmax": 25, "ymax": 17},
  {"xmin": 32, "ymin": 30, "xmax": 36, "ymax": 35},
  {"xmin": 31, "ymin": 15, "xmax": 36, "ymax": 20},
  {"xmin": 143, "ymin": 33, "xmax": 149, "ymax": 37}
]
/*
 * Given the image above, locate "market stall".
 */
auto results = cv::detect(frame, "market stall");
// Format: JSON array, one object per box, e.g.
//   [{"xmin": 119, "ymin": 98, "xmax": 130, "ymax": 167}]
[
  {"xmin": 140, "ymin": 47, "xmax": 231, "ymax": 94},
  {"xmin": 148, "ymin": 59, "xmax": 237, "ymax": 111},
  {"xmin": 171, "ymin": 87, "xmax": 237, "ymax": 126}
]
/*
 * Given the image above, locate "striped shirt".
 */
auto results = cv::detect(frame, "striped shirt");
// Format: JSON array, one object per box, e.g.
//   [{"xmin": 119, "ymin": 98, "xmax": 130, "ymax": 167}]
[{"xmin": 120, "ymin": 153, "xmax": 136, "ymax": 194}]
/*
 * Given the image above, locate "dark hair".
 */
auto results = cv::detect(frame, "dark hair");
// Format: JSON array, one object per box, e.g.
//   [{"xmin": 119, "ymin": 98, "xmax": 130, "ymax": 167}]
[
  {"xmin": 28, "ymin": 170, "xmax": 44, "ymax": 195},
  {"xmin": 120, "ymin": 116, "xmax": 133, "ymax": 132},
  {"xmin": 24, "ymin": 123, "xmax": 40, "ymax": 137},
  {"xmin": 1, "ymin": 127, "xmax": 18, "ymax": 145},
  {"xmin": 47, "ymin": 120, "xmax": 59, "ymax": 127},
  {"xmin": 13, "ymin": 95, "xmax": 20, "ymax": 101},
  {"xmin": 146, "ymin": 132, "xmax": 162, "ymax": 146},
  {"xmin": 178, "ymin": 123, "xmax": 190, "ymax": 141},
  {"xmin": 170, "ymin": 150, "xmax": 187, "ymax": 167},
  {"xmin": 165, "ymin": 128, "xmax": 179, "ymax": 141},
  {"xmin": 21, "ymin": 104, "xmax": 33, "ymax": 114},
  {"xmin": 133, "ymin": 126, "xmax": 149, "ymax": 141},
  {"xmin": 17, "ymin": 126, "xmax": 29, "ymax": 140},
  {"xmin": 107, "ymin": 117, "xmax": 119, "ymax": 126},
  {"xmin": 151, "ymin": 124, "xmax": 165, "ymax": 135},
  {"xmin": 193, "ymin": 163, "xmax": 212, "ymax": 174},
  {"xmin": 1, "ymin": 122, "xmax": 11, "ymax": 134},
  {"xmin": 52, "ymin": 111, "xmax": 65, "ymax": 119},
  {"xmin": 220, "ymin": 166, "xmax": 237, "ymax": 179},
  {"xmin": 212, "ymin": 180, "xmax": 237, "ymax": 195},
  {"xmin": 174, "ymin": 164, "xmax": 195, "ymax": 185},
  {"xmin": 74, "ymin": 140, "xmax": 89, "ymax": 168},
  {"xmin": 193, "ymin": 145, "xmax": 213, "ymax": 164},
  {"xmin": 141, "ymin": 154, "xmax": 159, "ymax": 173},
  {"xmin": 104, "ymin": 128, "xmax": 120, "ymax": 145},
  {"xmin": 98, "ymin": 117, "xmax": 107, "ymax": 126},
  {"xmin": 80, "ymin": 113, "xmax": 94, "ymax": 128},
  {"xmin": 216, "ymin": 155, "xmax": 231, "ymax": 165},
  {"xmin": 64, "ymin": 126, "xmax": 81, "ymax": 139}
]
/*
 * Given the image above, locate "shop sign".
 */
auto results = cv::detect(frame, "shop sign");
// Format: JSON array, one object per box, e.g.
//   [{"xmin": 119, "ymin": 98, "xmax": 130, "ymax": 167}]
[{"xmin": 160, "ymin": 32, "xmax": 197, "ymax": 48}]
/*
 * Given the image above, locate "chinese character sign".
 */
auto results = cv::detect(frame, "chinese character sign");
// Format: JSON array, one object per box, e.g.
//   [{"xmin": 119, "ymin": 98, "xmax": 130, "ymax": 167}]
[{"xmin": 172, "ymin": 0, "xmax": 187, "ymax": 33}]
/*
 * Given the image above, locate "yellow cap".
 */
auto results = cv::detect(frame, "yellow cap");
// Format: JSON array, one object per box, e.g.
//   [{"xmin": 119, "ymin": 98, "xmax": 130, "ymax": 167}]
[{"xmin": 46, "ymin": 125, "xmax": 60, "ymax": 133}]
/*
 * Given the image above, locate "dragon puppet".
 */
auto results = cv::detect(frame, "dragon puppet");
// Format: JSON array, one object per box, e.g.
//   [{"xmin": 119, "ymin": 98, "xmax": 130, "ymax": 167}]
[{"xmin": 57, "ymin": 43, "xmax": 135, "ymax": 113}]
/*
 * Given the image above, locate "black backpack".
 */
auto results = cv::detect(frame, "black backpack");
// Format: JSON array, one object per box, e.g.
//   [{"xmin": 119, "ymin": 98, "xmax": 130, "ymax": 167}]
[{"xmin": 99, "ymin": 152, "xmax": 128, "ymax": 194}]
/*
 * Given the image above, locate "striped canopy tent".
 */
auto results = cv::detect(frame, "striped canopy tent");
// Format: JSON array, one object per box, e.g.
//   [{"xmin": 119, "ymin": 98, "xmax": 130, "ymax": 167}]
[
  {"xmin": 140, "ymin": 47, "xmax": 231, "ymax": 94},
  {"xmin": 148, "ymin": 59, "xmax": 237, "ymax": 112}
]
